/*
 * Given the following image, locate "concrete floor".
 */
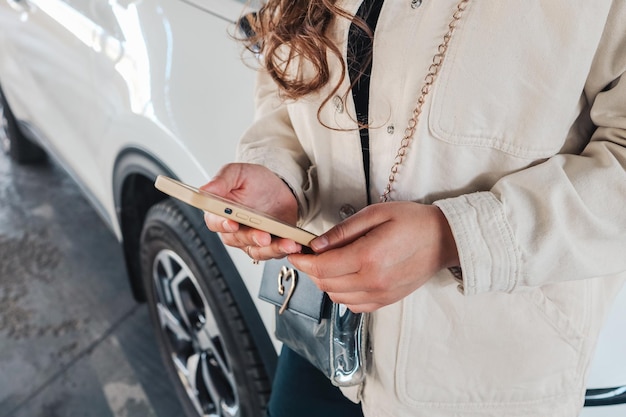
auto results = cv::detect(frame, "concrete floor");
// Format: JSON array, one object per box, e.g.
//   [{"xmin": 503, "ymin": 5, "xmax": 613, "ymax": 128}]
[{"xmin": 0, "ymin": 149, "xmax": 186, "ymax": 416}]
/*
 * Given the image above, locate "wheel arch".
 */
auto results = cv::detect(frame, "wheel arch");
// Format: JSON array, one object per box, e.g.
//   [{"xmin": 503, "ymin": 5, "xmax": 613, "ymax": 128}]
[{"xmin": 112, "ymin": 146, "xmax": 277, "ymax": 381}]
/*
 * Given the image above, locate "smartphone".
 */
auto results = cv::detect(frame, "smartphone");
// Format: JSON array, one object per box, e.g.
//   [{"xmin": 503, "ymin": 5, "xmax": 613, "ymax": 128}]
[{"xmin": 154, "ymin": 175, "xmax": 317, "ymax": 246}]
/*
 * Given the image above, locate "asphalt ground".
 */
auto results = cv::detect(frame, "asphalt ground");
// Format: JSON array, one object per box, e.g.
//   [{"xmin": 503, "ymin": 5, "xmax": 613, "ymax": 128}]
[{"xmin": 0, "ymin": 148, "xmax": 186, "ymax": 417}]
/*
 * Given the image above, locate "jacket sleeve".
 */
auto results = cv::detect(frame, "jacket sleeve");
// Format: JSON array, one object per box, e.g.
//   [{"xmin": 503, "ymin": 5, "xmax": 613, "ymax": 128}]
[
  {"xmin": 434, "ymin": 6, "xmax": 626, "ymax": 295},
  {"xmin": 236, "ymin": 68, "xmax": 318, "ymax": 224}
]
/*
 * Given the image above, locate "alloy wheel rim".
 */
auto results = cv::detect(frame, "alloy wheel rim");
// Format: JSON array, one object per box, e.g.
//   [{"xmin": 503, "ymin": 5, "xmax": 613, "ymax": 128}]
[
  {"xmin": 0, "ymin": 99, "xmax": 10, "ymax": 154},
  {"xmin": 152, "ymin": 249, "xmax": 240, "ymax": 417}
]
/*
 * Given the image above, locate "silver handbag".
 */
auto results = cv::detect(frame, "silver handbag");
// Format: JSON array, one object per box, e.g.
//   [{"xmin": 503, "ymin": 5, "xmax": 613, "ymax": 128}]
[{"xmin": 259, "ymin": 259, "xmax": 369, "ymax": 387}]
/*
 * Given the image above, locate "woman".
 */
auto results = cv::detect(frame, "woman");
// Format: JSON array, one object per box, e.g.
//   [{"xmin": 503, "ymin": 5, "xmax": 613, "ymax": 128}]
[{"xmin": 204, "ymin": 1, "xmax": 626, "ymax": 416}]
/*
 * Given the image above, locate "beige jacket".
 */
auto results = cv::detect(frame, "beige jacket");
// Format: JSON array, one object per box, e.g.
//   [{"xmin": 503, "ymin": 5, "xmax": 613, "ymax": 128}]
[{"xmin": 237, "ymin": 0, "xmax": 626, "ymax": 416}]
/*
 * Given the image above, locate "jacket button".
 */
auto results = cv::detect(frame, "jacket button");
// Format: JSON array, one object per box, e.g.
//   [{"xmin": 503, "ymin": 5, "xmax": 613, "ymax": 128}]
[
  {"xmin": 387, "ymin": 124, "xmax": 395, "ymax": 134},
  {"xmin": 411, "ymin": 0, "xmax": 422, "ymax": 8},
  {"xmin": 332, "ymin": 95, "xmax": 344, "ymax": 113},
  {"xmin": 339, "ymin": 204, "xmax": 356, "ymax": 219}
]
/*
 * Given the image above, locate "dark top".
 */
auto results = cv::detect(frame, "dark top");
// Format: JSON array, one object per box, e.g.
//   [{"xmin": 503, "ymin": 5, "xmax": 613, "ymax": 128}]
[{"xmin": 348, "ymin": 0, "xmax": 385, "ymax": 204}]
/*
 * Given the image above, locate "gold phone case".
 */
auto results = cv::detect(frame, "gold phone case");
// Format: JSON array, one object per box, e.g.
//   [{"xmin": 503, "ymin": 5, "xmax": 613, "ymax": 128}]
[{"xmin": 154, "ymin": 175, "xmax": 317, "ymax": 246}]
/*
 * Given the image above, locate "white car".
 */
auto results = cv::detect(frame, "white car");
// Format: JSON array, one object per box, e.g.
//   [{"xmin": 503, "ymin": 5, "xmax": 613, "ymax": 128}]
[{"xmin": 0, "ymin": 1, "xmax": 624, "ymax": 416}]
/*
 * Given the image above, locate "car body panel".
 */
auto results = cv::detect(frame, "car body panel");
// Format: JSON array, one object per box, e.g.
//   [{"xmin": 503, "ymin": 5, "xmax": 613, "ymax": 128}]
[{"xmin": 3, "ymin": 0, "xmax": 104, "ymax": 200}]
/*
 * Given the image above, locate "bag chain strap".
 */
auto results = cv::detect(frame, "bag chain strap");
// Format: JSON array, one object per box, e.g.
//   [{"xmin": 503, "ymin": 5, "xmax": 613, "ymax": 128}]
[{"xmin": 380, "ymin": 0, "xmax": 471, "ymax": 203}]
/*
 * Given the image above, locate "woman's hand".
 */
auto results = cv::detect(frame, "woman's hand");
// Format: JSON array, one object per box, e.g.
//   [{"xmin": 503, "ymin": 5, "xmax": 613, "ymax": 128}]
[
  {"xmin": 202, "ymin": 163, "xmax": 302, "ymax": 260},
  {"xmin": 288, "ymin": 202, "xmax": 459, "ymax": 313}
]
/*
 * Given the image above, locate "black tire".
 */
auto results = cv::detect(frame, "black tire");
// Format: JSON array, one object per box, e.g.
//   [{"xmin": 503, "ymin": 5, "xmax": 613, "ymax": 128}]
[
  {"xmin": 140, "ymin": 200, "xmax": 271, "ymax": 417},
  {"xmin": 0, "ymin": 85, "xmax": 46, "ymax": 164}
]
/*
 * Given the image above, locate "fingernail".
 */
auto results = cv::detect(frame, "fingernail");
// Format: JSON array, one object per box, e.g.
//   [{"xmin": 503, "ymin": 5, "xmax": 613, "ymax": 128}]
[
  {"xmin": 280, "ymin": 242, "xmax": 300, "ymax": 254},
  {"xmin": 222, "ymin": 220, "xmax": 234, "ymax": 232},
  {"xmin": 311, "ymin": 235, "xmax": 329, "ymax": 251}
]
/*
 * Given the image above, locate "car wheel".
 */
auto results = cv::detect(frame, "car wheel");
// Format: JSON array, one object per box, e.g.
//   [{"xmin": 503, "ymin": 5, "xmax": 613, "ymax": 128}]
[
  {"xmin": 140, "ymin": 199, "xmax": 271, "ymax": 417},
  {"xmin": 0, "ymin": 86, "xmax": 46, "ymax": 164}
]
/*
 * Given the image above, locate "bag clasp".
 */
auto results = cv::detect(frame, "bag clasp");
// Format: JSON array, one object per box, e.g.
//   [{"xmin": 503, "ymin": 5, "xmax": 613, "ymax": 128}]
[{"xmin": 277, "ymin": 265, "xmax": 298, "ymax": 314}]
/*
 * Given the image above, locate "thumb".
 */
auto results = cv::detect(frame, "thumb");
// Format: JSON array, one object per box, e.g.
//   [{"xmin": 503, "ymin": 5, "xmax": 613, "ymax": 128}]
[
  {"xmin": 310, "ymin": 207, "xmax": 380, "ymax": 253},
  {"xmin": 200, "ymin": 164, "xmax": 244, "ymax": 196}
]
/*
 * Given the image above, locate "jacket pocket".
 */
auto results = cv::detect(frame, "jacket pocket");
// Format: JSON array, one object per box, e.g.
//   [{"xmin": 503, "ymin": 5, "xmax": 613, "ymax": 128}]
[
  {"xmin": 395, "ymin": 281, "xmax": 589, "ymax": 408},
  {"xmin": 427, "ymin": 2, "xmax": 595, "ymax": 159},
  {"xmin": 521, "ymin": 281, "xmax": 589, "ymax": 351}
]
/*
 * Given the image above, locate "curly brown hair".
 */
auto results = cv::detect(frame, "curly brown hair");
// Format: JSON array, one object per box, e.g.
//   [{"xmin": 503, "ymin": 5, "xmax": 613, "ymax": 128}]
[{"xmin": 241, "ymin": 0, "xmax": 370, "ymax": 104}]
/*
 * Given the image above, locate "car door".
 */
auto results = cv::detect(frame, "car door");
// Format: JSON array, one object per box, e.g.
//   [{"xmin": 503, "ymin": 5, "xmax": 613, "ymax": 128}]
[{"xmin": 2, "ymin": 0, "xmax": 104, "ymax": 196}]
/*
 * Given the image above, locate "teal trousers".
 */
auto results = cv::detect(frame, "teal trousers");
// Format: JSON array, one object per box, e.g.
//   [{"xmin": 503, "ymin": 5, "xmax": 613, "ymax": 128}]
[{"xmin": 267, "ymin": 346, "xmax": 365, "ymax": 417}]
